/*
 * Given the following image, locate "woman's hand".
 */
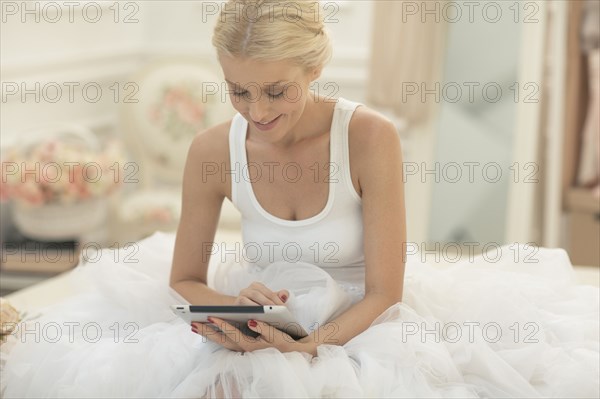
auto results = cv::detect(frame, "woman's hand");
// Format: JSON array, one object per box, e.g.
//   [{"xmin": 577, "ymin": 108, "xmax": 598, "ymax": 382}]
[
  {"xmin": 233, "ymin": 282, "xmax": 289, "ymax": 306},
  {"xmin": 190, "ymin": 283, "xmax": 315, "ymax": 354},
  {"xmin": 191, "ymin": 317, "xmax": 316, "ymax": 355}
]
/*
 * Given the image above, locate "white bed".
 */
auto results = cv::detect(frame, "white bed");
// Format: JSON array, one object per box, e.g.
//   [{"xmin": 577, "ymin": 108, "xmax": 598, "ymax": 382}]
[
  {"xmin": 2, "ymin": 227, "xmax": 599, "ymax": 398},
  {"xmin": 3, "ymin": 228, "xmax": 241, "ymax": 314},
  {"xmin": 5, "ymin": 227, "xmax": 599, "ymax": 318}
]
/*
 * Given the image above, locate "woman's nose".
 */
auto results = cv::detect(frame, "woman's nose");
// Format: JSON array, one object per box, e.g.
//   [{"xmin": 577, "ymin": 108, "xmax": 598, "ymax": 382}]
[{"xmin": 248, "ymin": 96, "xmax": 270, "ymax": 122}]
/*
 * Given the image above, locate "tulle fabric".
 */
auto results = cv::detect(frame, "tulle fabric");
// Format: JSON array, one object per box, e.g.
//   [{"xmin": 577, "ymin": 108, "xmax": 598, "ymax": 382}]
[{"xmin": 1, "ymin": 231, "xmax": 598, "ymax": 398}]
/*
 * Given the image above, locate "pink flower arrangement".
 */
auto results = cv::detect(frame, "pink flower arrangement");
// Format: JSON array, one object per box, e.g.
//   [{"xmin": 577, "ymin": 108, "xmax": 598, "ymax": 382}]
[
  {"xmin": 1, "ymin": 138, "xmax": 126, "ymax": 207},
  {"xmin": 149, "ymin": 84, "xmax": 207, "ymax": 139}
]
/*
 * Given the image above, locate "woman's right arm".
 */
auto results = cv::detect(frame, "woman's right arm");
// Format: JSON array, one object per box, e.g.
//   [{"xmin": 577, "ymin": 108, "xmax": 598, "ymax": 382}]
[{"xmin": 169, "ymin": 125, "xmax": 237, "ymax": 305}]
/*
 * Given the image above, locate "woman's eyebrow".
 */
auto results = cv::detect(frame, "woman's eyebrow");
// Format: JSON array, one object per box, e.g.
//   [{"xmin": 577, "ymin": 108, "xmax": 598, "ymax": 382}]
[{"xmin": 224, "ymin": 79, "xmax": 286, "ymax": 88}]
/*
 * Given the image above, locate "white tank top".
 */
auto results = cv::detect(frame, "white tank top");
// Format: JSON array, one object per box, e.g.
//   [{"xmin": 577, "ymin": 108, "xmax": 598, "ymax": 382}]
[{"xmin": 228, "ymin": 97, "xmax": 365, "ymax": 286}]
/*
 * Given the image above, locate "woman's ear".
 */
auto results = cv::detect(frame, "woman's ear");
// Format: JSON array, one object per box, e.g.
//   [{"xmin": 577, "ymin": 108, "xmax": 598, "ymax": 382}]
[
  {"xmin": 310, "ymin": 67, "xmax": 323, "ymax": 82},
  {"xmin": 313, "ymin": 68, "xmax": 323, "ymax": 80}
]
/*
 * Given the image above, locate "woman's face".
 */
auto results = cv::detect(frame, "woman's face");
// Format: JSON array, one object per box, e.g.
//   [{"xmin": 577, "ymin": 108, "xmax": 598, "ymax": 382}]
[{"xmin": 218, "ymin": 53, "xmax": 318, "ymax": 143}]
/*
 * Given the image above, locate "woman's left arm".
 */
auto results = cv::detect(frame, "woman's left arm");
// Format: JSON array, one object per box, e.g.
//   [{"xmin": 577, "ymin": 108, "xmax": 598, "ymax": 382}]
[{"xmin": 298, "ymin": 114, "xmax": 407, "ymax": 356}]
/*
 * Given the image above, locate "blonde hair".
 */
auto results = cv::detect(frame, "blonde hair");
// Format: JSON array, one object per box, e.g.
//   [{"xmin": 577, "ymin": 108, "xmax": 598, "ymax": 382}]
[{"xmin": 211, "ymin": 0, "xmax": 332, "ymax": 72}]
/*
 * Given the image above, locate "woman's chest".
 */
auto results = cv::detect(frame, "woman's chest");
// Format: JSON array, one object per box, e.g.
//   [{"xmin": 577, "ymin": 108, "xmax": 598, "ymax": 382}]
[{"xmin": 244, "ymin": 137, "xmax": 335, "ymax": 221}]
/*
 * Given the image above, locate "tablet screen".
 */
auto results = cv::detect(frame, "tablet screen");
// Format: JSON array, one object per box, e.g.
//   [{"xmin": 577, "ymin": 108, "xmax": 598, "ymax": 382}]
[{"xmin": 188, "ymin": 306, "xmax": 265, "ymax": 313}]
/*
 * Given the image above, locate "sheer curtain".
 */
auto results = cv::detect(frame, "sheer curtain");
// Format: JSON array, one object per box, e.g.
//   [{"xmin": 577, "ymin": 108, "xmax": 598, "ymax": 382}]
[{"xmin": 367, "ymin": 1, "xmax": 449, "ymax": 127}]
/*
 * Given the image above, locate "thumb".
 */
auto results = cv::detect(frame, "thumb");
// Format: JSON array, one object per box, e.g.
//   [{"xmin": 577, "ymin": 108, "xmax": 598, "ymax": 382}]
[{"xmin": 277, "ymin": 289, "xmax": 289, "ymax": 303}]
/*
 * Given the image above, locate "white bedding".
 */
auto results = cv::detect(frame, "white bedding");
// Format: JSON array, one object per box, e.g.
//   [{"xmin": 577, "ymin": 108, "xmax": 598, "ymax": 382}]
[
  {"xmin": 1, "ymin": 230, "xmax": 598, "ymax": 398},
  {"xmin": 4, "ymin": 228, "xmax": 244, "ymax": 316},
  {"xmin": 5, "ymin": 228, "xmax": 598, "ymax": 315}
]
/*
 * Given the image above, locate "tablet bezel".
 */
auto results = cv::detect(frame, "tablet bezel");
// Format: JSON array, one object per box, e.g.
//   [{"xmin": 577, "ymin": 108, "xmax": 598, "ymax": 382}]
[{"xmin": 171, "ymin": 305, "xmax": 309, "ymax": 340}]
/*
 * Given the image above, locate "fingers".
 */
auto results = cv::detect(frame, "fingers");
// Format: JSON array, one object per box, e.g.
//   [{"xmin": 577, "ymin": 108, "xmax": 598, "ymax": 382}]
[
  {"xmin": 240, "ymin": 283, "xmax": 287, "ymax": 306},
  {"xmin": 276, "ymin": 289, "xmax": 289, "ymax": 303},
  {"xmin": 239, "ymin": 290, "xmax": 277, "ymax": 306},
  {"xmin": 251, "ymin": 282, "xmax": 285, "ymax": 305},
  {"xmin": 191, "ymin": 321, "xmax": 245, "ymax": 351},
  {"xmin": 192, "ymin": 317, "xmax": 297, "ymax": 353},
  {"xmin": 192, "ymin": 319, "xmax": 263, "ymax": 349},
  {"xmin": 196, "ymin": 318, "xmax": 266, "ymax": 347},
  {"xmin": 236, "ymin": 296, "xmax": 261, "ymax": 306},
  {"xmin": 246, "ymin": 319, "xmax": 295, "ymax": 348}
]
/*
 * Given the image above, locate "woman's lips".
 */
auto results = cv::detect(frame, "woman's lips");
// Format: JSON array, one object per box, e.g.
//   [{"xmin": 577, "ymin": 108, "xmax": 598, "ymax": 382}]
[{"xmin": 253, "ymin": 114, "xmax": 282, "ymax": 131}]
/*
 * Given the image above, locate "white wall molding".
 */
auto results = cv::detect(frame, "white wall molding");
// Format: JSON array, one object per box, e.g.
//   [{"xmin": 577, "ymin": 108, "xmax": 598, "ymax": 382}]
[
  {"xmin": 1, "ymin": 47, "xmax": 144, "ymax": 80},
  {"xmin": 542, "ymin": 1, "xmax": 568, "ymax": 247},
  {"xmin": 505, "ymin": 1, "xmax": 548, "ymax": 245}
]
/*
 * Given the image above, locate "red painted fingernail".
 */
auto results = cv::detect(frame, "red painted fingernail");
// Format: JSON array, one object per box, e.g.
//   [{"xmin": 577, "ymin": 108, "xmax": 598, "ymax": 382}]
[
  {"xmin": 280, "ymin": 294, "xmax": 287, "ymax": 302},
  {"xmin": 207, "ymin": 317, "xmax": 214, "ymax": 323},
  {"xmin": 191, "ymin": 326, "xmax": 198, "ymax": 333},
  {"xmin": 248, "ymin": 319, "xmax": 257, "ymax": 327}
]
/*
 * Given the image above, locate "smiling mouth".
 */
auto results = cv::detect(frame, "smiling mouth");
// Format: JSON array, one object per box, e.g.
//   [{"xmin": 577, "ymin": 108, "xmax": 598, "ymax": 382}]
[{"xmin": 255, "ymin": 115, "xmax": 281, "ymax": 125}]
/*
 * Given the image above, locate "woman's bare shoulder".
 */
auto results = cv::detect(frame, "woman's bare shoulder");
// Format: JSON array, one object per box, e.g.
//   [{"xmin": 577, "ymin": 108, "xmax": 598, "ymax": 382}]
[
  {"xmin": 183, "ymin": 119, "xmax": 234, "ymax": 196},
  {"xmin": 348, "ymin": 104, "xmax": 400, "ymax": 163},
  {"xmin": 346, "ymin": 104, "xmax": 403, "ymax": 205},
  {"xmin": 188, "ymin": 119, "xmax": 233, "ymax": 163}
]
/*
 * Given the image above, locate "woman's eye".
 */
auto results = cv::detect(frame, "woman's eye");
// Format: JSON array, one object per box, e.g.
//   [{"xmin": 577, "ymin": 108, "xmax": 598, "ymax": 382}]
[{"xmin": 231, "ymin": 91, "xmax": 283, "ymax": 98}]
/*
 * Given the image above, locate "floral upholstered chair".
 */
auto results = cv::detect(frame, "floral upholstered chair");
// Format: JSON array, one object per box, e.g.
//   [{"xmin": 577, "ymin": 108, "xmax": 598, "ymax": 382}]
[{"xmin": 116, "ymin": 58, "xmax": 240, "ymax": 242}]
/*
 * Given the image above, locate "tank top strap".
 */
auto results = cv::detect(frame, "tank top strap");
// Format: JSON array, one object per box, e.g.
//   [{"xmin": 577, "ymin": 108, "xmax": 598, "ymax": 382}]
[
  {"xmin": 330, "ymin": 97, "xmax": 363, "ymax": 203},
  {"xmin": 228, "ymin": 112, "xmax": 248, "ymax": 210}
]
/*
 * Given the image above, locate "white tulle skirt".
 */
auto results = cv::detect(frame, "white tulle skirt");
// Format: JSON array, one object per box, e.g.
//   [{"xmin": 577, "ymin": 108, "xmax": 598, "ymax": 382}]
[{"xmin": 1, "ymin": 232, "xmax": 598, "ymax": 398}]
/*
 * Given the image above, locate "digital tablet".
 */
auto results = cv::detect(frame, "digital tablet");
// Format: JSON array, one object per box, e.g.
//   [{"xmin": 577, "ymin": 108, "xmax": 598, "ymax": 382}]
[{"xmin": 171, "ymin": 305, "xmax": 309, "ymax": 340}]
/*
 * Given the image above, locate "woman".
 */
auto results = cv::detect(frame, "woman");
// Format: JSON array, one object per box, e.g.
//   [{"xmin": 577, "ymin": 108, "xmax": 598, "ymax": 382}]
[
  {"xmin": 1, "ymin": 0, "xmax": 598, "ymax": 398},
  {"xmin": 169, "ymin": 0, "xmax": 406, "ymax": 358}
]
